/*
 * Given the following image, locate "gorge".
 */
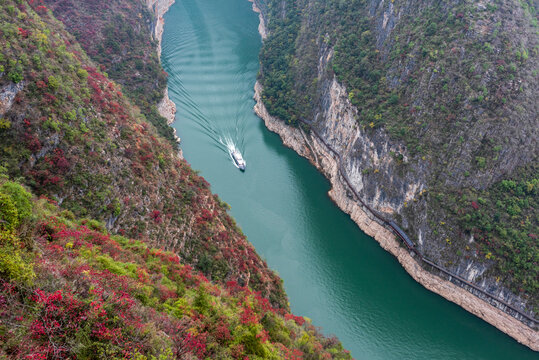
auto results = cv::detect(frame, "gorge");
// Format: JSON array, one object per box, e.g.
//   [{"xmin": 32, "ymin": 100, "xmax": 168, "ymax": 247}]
[
  {"xmin": 0, "ymin": 0, "xmax": 536, "ymax": 358},
  {"xmin": 160, "ymin": 0, "xmax": 538, "ymax": 356}
]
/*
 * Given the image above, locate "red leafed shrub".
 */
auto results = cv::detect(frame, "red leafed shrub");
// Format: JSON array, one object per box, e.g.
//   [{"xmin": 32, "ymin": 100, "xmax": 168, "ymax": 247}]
[
  {"xmin": 254, "ymin": 292, "xmax": 273, "ymax": 313},
  {"xmin": 276, "ymin": 344, "xmax": 304, "ymax": 360},
  {"xmin": 284, "ymin": 313, "xmax": 305, "ymax": 326},
  {"xmin": 230, "ymin": 344, "xmax": 245, "ymax": 358},
  {"xmin": 136, "ymin": 267, "xmax": 149, "ymax": 283},
  {"xmin": 44, "ymin": 175, "xmax": 62, "ymax": 187},
  {"xmin": 30, "ymin": 168, "xmax": 63, "ymax": 189},
  {"xmin": 256, "ymin": 329, "xmax": 269, "ymax": 343},
  {"xmin": 178, "ymin": 265, "xmax": 193, "ymax": 281},
  {"xmin": 196, "ymin": 209, "xmax": 213, "ymax": 224},
  {"xmin": 36, "ymin": 80, "xmax": 47, "ymax": 89},
  {"xmin": 157, "ymin": 284, "xmax": 176, "ymax": 302},
  {"xmin": 18, "ymin": 27, "xmax": 30, "ymax": 38},
  {"xmin": 36, "ymin": 5, "xmax": 49, "ymax": 14},
  {"xmin": 178, "ymin": 332, "xmax": 207, "ymax": 358},
  {"xmin": 471, "ymin": 201, "xmax": 479, "ymax": 210},
  {"xmin": 150, "ymin": 210, "xmax": 162, "ymax": 224},
  {"xmin": 140, "ymin": 153, "xmax": 154, "ymax": 166},
  {"xmin": 29, "ymin": 289, "xmax": 86, "ymax": 357},
  {"xmin": 214, "ymin": 321, "xmax": 232, "ymax": 343},
  {"xmin": 226, "ymin": 280, "xmax": 239, "ymax": 291},
  {"xmin": 24, "ymin": 132, "xmax": 41, "ymax": 152},
  {"xmin": 46, "ymin": 149, "xmax": 70, "ymax": 173},
  {"xmin": 240, "ymin": 305, "xmax": 258, "ymax": 325},
  {"xmin": 217, "ymin": 230, "xmax": 230, "ymax": 242},
  {"xmin": 42, "ymin": 93, "xmax": 57, "ymax": 104}
]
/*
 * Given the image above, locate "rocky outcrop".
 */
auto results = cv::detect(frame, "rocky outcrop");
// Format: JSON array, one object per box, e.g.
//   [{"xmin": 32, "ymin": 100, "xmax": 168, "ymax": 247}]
[
  {"xmin": 249, "ymin": 0, "xmax": 267, "ymax": 41},
  {"xmin": 146, "ymin": 0, "xmax": 175, "ymax": 59},
  {"xmin": 0, "ymin": 81, "xmax": 24, "ymax": 117},
  {"xmin": 146, "ymin": 0, "xmax": 179, "ymax": 146},
  {"xmin": 252, "ymin": 0, "xmax": 538, "ymax": 350},
  {"xmin": 255, "ymin": 0, "xmax": 539, "ymax": 322},
  {"xmin": 157, "ymin": 87, "xmax": 176, "ymax": 126}
]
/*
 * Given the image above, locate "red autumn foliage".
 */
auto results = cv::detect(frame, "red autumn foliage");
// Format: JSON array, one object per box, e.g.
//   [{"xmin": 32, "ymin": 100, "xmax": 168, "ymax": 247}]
[
  {"xmin": 24, "ymin": 132, "xmax": 42, "ymax": 152},
  {"xmin": 284, "ymin": 313, "xmax": 305, "ymax": 326},
  {"xmin": 150, "ymin": 210, "xmax": 162, "ymax": 224},
  {"xmin": 18, "ymin": 27, "xmax": 30, "ymax": 38},
  {"xmin": 45, "ymin": 149, "xmax": 70, "ymax": 173},
  {"xmin": 240, "ymin": 305, "xmax": 258, "ymax": 325}
]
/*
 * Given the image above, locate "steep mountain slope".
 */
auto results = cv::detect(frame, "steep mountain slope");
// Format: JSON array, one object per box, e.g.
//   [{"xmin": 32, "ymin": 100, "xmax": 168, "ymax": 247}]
[
  {"xmin": 0, "ymin": 175, "xmax": 352, "ymax": 359},
  {"xmin": 43, "ymin": 0, "xmax": 177, "ymax": 144},
  {"xmin": 254, "ymin": 0, "xmax": 538, "ymax": 329},
  {"xmin": 0, "ymin": 0, "xmax": 286, "ymax": 308}
]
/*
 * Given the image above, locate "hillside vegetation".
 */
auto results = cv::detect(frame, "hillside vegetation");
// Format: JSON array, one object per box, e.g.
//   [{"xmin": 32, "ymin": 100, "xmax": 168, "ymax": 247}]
[
  {"xmin": 257, "ymin": 0, "xmax": 538, "ymax": 312},
  {"xmin": 0, "ymin": 0, "xmax": 291, "ymax": 307},
  {"xmin": 0, "ymin": 174, "xmax": 352, "ymax": 359},
  {"xmin": 43, "ymin": 0, "xmax": 176, "ymax": 144}
]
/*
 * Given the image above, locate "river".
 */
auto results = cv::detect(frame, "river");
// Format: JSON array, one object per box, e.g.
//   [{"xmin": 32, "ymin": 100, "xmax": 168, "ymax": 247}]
[{"xmin": 160, "ymin": 0, "xmax": 536, "ymax": 358}]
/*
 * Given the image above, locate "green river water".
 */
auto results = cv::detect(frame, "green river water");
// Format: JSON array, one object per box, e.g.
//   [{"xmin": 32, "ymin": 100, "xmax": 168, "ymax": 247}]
[{"xmin": 161, "ymin": 0, "xmax": 537, "ymax": 358}]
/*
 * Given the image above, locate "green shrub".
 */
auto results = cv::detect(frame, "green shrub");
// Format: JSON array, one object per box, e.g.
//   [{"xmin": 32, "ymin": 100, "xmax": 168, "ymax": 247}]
[
  {"xmin": 96, "ymin": 254, "xmax": 137, "ymax": 277},
  {"xmin": 0, "ymin": 231, "xmax": 34, "ymax": 284},
  {"xmin": 0, "ymin": 193, "xmax": 19, "ymax": 231},
  {"xmin": 8, "ymin": 70, "xmax": 22, "ymax": 83},
  {"xmin": 48, "ymin": 75, "xmax": 60, "ymax": 90},
  {"xmin": 238, "ymin": 326, "xmax": 268, "ymax": 357},
  {"xmin": 475, "ymin": 156, "xmax": 486, "ymax": 169},
  {"xmin": 0, "ymin": 181, "xmax": 32, "ymax": 222},
  {"xmin": 0, "ymin": 118, "xmax": 11, "ymax": 130},
  {"xmin": 193, "ymin": 286, "xmax": 211, "ymax": 315},
  {"xmin": 163, "ymin": 297, "xmax": 190, "ymax": 319}
]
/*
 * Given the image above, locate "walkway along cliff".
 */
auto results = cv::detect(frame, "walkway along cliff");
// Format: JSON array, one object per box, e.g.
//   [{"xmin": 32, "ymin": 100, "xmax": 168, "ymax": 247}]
[{"xmin": 251, "ymin": 0, "xmax": 539, "ymax": 351}]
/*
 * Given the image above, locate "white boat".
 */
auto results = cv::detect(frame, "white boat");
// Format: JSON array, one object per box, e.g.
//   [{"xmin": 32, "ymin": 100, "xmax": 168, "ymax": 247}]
[{"xmin": 231, "ymin": 149, "xmax": 246, "ymax": 171}]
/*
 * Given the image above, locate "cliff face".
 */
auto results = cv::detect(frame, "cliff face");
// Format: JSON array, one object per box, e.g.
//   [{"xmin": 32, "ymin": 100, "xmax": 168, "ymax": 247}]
[
  {"xmin": 253, "ymin": 0, "xmax": 538, "ymax": 349},
  {"xmin": 254, "ymin": 76, "xmax": 539, "ymax": 349},
  {"xmin": 146, "ymin": 0, "xmax": 175, "ymax": 58}
]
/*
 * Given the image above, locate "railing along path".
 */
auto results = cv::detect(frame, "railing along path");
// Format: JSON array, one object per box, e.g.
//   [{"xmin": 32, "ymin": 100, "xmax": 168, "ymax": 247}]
[{"xmin": 295, "ymin": 117, "xmax": 538, "ymax": 326}]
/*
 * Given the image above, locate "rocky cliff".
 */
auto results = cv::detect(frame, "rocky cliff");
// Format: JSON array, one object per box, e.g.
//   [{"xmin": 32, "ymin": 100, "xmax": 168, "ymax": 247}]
[{"xmin": 253, "ymin": 0, "xmax": 538, "ymax": 350}]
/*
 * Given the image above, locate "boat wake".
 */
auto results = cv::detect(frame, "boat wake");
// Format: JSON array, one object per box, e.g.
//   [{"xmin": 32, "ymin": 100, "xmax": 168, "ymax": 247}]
[
  {"xmin": 220, "ymin": 135, "xmax": 246, "ymax": 170},
  {"xmin": 165, "ymin": 46, "xmax": 248, "ymax": 170},
  {"xmin": 169, "ymin": 76, "xmax": 247, "ymax": 170}
]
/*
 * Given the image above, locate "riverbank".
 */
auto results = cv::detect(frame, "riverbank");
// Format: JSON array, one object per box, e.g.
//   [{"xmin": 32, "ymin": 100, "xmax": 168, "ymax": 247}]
[
  {"xmin": 248, "ymin": 0, "xmax": 267, "ymax": 40},
  {"xmin": 250, "ymin": 9, "xmax": 538, "ymax": 353},
  {"xmin": 146, "ymin": 0, "xmax": 180, "ymax": 146}
]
